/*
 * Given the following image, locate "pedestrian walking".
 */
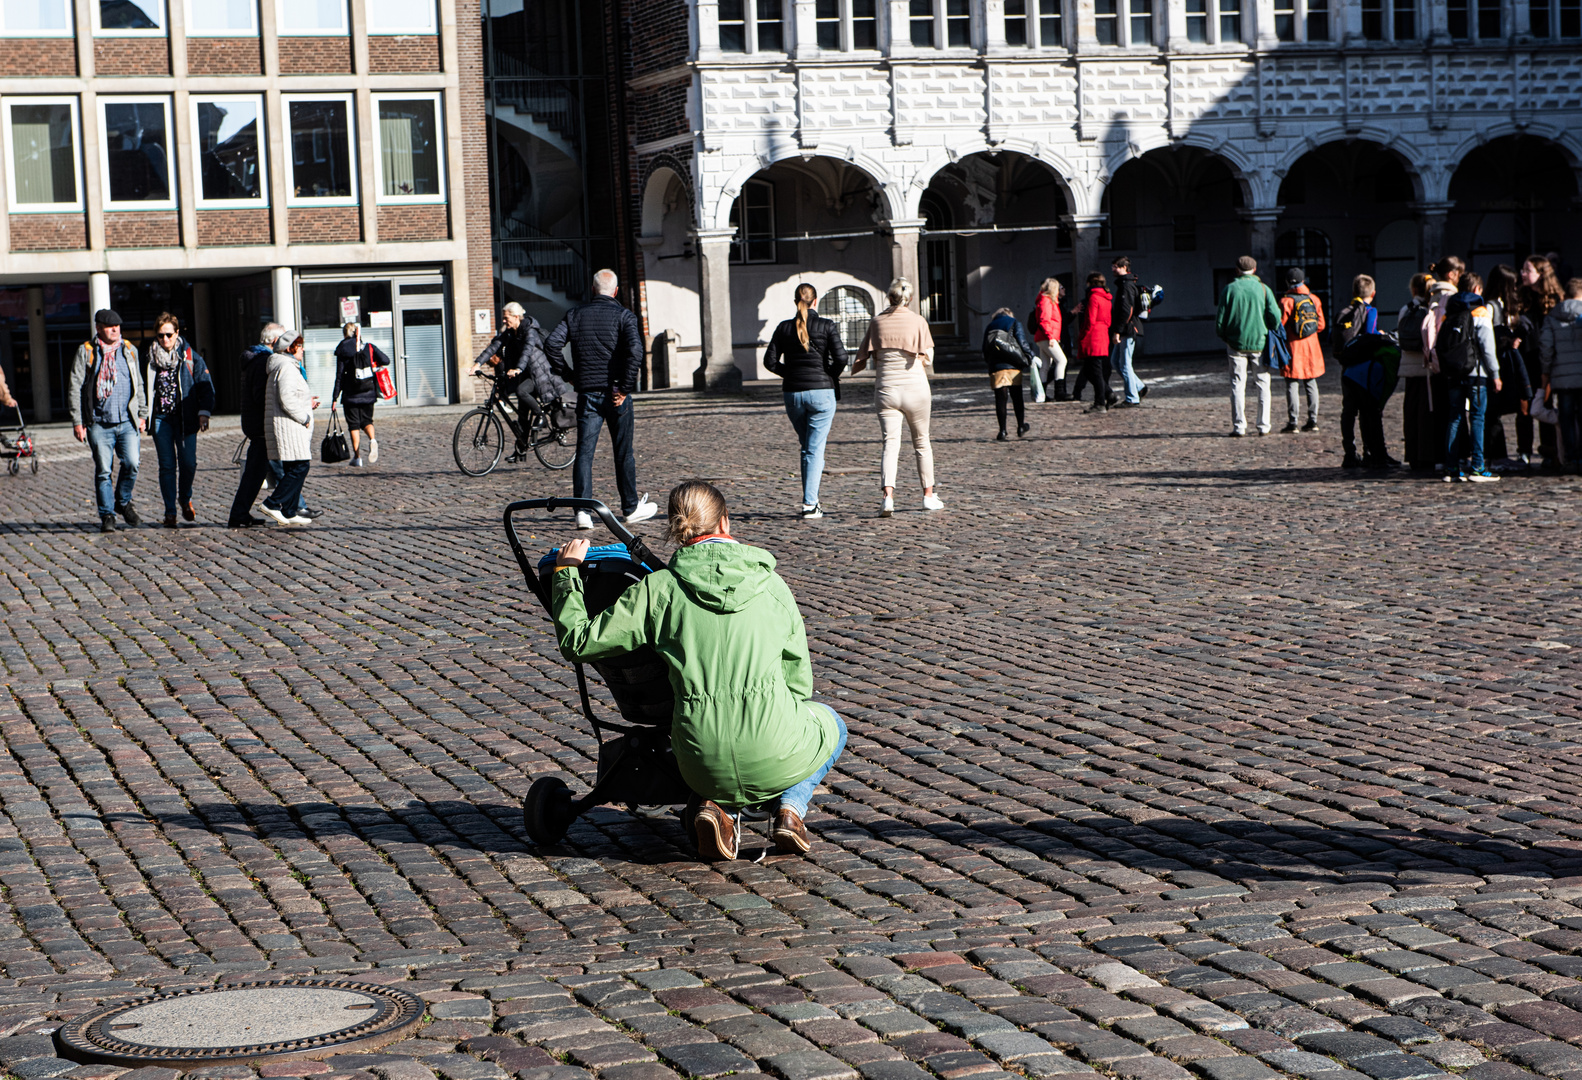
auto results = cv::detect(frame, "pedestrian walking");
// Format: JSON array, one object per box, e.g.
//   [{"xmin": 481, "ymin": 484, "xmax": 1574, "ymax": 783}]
[
  {"xmin": 1539, "ymin": 276, "xmax": 1582, "ymax": 472},
  {"xmin": 983, "ymin": 306, "xmax": 1035, "ymax": 440},
  {"xmin": 1519, "ymin": 255, "xmax": 1565, "ymax": 471},
  {"xmin": 1430, "ymin": 269, "xmax": 1502, "ymax": 482},
  {"xmin": 1076, "ymin": 273, "xmax": 1114, "ymax": 413},
  {"xmin": 1397, "ymin": 274, "xmax": 1438, "ymax": 472},
  {"xmin": 545, "ymin": 270, "xmax": 658, "ymax": 529},
  {"xmin": 144, "ymin": 313, "xmax": 214, "ymax": 527},
  {"xmin": 1334, "ymin": 275, "xmax": 1390, "ymax": 468},
  {"xmin": 332, "ymin": 323, "xmax": 392, "ymax": 468},
  {"xmin": 1214, "ymin": 255, "xmax": 1280, "ymax": 437},
  {"xmin": 261, "ymin": 330, "xmax": 319, "ymax": 525},
  {"xmin": 1481, "ymin": 264, "xmax": 1533, "ymax": 468},
  {"xmin": 1277, "ymin": 268, "xmax": 1325, "ymax": 433},
  {"xmin": 853, "ymin": 279, "xmax": 943, "ymax": 517},
  {"xmin": 1109, "ymin": 257, "xmax": 1148, "ymax": 407},
  {"xmin": 1031, "ymin": 278, "xmax": 1068, "ymax": 402},
  {"xmin": 228, "ymin": 323, "xmax": 285, "ymax": 528},
  {"xmin": 69, "ymin": 309, "xmax": 146, "ymax": 533},
  {"xmin": 763, "ymin": 283, "xmax": 847, "ymax": 520}
]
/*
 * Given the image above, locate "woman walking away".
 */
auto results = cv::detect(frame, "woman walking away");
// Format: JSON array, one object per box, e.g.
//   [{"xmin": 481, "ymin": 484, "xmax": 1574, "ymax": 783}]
[
  {"xmin": 551, "ymin": 481, "xmax": 847, "ymax": 860},
  {"xmin": 1033, "ymin": 278, "xmax": 1068, "ymax": 402},
  {"xmin": 261, "ymin": 331, "xmax": 318, "ymax": 526},
  {"xmin": 1077, "ymin": 273, "xmax": 1114, "ymax": 414},
  {"xmin": 854, "ymin": 279, "xmax": 943, "ymax": 517},
  {"xmin": 1520, "ymin": 255, "xmax": 1565, "ymax": 471},
  {"xmin": 144, "ymin": 313, "xmax": 214, "ymax": 527},
  {"xmin": 1481, "ymin": 265, "xmax": 1533, "ymax": 468},
  {"xmin": 983, "ymin": 306, "xmax": 1036, "ymax": 440},
  {"xmin": 1398, "ymin": 274, "xmax": 1437, "ymax": 472},
  {"xmin": 763, "ymin": 283, "xmax": 848, "ymax": 520},
  {"xmin": 332, "ymin": 322, "xmax": 392, "ymax": 467}
]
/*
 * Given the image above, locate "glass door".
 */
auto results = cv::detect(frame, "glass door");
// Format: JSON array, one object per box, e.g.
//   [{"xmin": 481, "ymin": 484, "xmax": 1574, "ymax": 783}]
[{"xmin": 395, "ymin": 304, "xmax": 448, "ymax": 405}]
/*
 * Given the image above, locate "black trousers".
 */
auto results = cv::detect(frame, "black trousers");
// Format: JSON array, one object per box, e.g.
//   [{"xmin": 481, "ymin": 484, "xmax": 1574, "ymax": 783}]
[
  {"xmin": 1076, "ymin": 353, "xmax": 1111, "ymax": 404},
  {"xmin": 1341, "ymin": 380, "xmax": 1387, "ymax": 462},
  {"xmin": 994, "ymin": 382, "xmax": 1025, "ymax": 434},
  {"xmin": 227, "ymin": 436, "xmax": 281, "ymax": 526}
]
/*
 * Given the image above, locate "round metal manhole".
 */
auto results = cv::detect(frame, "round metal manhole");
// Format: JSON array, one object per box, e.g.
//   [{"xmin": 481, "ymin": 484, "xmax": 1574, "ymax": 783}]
[{"xmin": 57, "ymin": 978, "xmax": 425, "ymax": 1068}]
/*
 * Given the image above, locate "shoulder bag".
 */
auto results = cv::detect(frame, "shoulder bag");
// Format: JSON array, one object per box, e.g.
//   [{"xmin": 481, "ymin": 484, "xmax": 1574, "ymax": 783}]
[{"xmin": 321, "ymin": 407, "xmax": 351, "ymax": 464}]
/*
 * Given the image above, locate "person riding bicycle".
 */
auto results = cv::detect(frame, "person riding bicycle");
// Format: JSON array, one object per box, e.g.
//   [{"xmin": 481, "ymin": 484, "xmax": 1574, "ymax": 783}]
[{"xmin": 475, "ymin": 302, "xmax": 569, "ymax": 453}]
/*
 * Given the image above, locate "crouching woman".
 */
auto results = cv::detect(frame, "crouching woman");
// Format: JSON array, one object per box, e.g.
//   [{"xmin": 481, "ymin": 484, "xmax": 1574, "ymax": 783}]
[{"xmin": 550, "ymin": 481, "xmax": 846, "ymax": 860}]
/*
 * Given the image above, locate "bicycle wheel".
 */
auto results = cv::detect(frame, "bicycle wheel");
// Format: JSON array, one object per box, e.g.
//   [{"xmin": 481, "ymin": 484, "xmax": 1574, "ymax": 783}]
[
  {"xmin": 532, "ymin": 409, "xmax": 578, "ymax": 470},
  {"xmin": 453, "ymin": 408, "xmax": 504, "ymax": 476}
]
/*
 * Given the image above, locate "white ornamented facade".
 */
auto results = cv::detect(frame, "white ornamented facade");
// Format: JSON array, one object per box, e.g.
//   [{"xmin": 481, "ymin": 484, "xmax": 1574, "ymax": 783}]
[{"xmin": 625, "ymin": 0, "xmax": 1582, "ymax": 388}]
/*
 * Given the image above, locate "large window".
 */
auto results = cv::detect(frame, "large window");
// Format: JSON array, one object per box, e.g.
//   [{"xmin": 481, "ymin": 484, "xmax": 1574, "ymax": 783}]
[
  {"xmin": 817, "ymin": 287, "xmax": 875, "ymax": 353},
  {"xmin": 191, "ymin": 96, "xmax": 264, "ymax": 207},
  {"xmin": 911, "ymin": 0, "xmax": 969, "ymax": 46},
  {"xmin": 4, "ymin": 99, "xmax": 81, "ymax": 211},
  {"xmin": 1531, "ymin": 0, "xmax": 1582, "ymax": 36},
  {"xmin": 374, "ymin": 93, "xmax": 443, "ymax": 202},
  {"xmin": 728, "ymin": 180, "xmax": 774, "ymax": 264},
  {"xmin": 278, "ymin": 0, "xmax": 345, "ymax": 34},
  {"xmin": 93, "ymin": 0, "xmax": 162, "ymax": 32},
  {"xmin": 1129, "ymin": 0, "xmax": 1153, "ymax": 43},
  {"xmin": 1094, "ymin": 0, "xmax": 1117, "ymax": 41},
  {"xmin": 185, "ymin": 0, "xmax": 254, "ymax": 34},
  {"xmin": 1448, "ymin": 0, "xmax": 1500, "ymax": 38},
  {"xmin": 1362, "ymin": 0, "xmax": 1415, "ymax": 39},
  {"xmin": 284, "ymin": 96, "xmax": 355, "ymax": 204},
  {"xmin": 815, "ymin": 0, "xmax": 876, "ymax": 49},
  {"xmin": 100, "ymin": 98, "xmax": 174, "ymax": 209},
  {"xmin": 718, "ymin": 0, "xmax": 783, "ymax": 51},
  {"xmin": 367, "ymin": 0, "xmax": 433, "ymax": 34},
  {"xmin": 1005, "ymin": 0, "xmax": 1061, "ymax": 45},
  {"xmin": 1274, "ymin": 0, "xmax": 1329, "ymax": 38},
  {"xmin": 1095, "ymin": 0, "xmax": 1150, "ymax": 43},
  {"xmin": 0, "ymin": 0, "xmax": 71, "ymax": 34}
]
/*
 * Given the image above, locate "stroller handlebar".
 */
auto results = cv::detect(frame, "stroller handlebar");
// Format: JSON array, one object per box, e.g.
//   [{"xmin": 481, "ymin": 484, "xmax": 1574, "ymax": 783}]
[{"xmin": 502, "ymin": 498, "xmax": 665, "ymax": 610}]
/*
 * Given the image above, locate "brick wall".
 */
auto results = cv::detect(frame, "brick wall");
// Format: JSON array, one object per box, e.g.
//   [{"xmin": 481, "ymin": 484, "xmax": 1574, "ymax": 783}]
[
  {"xmin": 187, "ymin": 37, "xmax": 263, "ymax": 75},
  {"xmin": 105, "ymin": 211, "xmax": 180, "ymax": 248},
  {"xmin": 369, "ymin": 36, "xmax": 441, "ymax": 72},
  {"xmin": 634, "ymin": 82, "xmax": 689, "ymax": 146},
  {"xmin": 628, "ymin": 0, "xmax": 688, "ymax": 79},
  {"xmin": 95, "ymin": 38, "xmax": 170, "ymax": 76},
  {"xmin": 8, "ymin": 214, "xmax": 88, "ymax": 252},
  {"xmin": 456, "ymin": 0, "xmax": 492, "ymax": 398},
  {"xmin": 377, "ymin": 204, "xmax": 449, "ymax": 241},
  {"xmin": 196, "ymin": 208, "xmax": 272, "ymax": 246},
  {"xmin": 0, "ymin": 39, "xmax": 77, "ymax": 77},
  {"xmin": 288, "ymin": 206, "xmax": 361, "ymax": 244},
  {"xmin": 278, "ymin": 36, "xmax": 352, "ymax": 73}
]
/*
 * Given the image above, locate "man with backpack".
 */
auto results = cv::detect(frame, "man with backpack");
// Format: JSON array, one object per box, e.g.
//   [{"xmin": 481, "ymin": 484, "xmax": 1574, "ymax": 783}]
[
  {"xmin": 1109, "ymin": 257, "xmax": 1148, "ymax": 407},
  {"xmin": 1333, "ymin": 275, "xmax": 1392, "ymax": 469},
  {"xmin": 1278, "ymin": 268, "xmax": 1325, "ymax": 433},
  {"xmin": 1425, "ymin": 258, "xmax": 1502, "ymax": 482},
  {"xmin": 1214, "ymin": 255, "xmax": 1281, "ymax": 437}
]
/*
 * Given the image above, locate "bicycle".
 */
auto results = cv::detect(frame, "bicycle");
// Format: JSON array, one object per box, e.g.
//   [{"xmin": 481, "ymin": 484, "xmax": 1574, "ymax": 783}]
[{"xmin": 453, "ymin": 368, "xmax": 578, "ymax": 477}]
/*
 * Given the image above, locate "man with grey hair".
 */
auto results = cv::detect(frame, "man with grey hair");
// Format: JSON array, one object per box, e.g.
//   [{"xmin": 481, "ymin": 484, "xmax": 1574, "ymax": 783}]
[
  {"xmin": 227, "ymin": 322, "xmax": 286, "ymax": 528},
  {"xmin": 70, "ymin": 308, "xmax": 146, "ymax": 532},
  {"xmin": 545, "ymin": 270, "xmax": 657, "ymax": 527}
]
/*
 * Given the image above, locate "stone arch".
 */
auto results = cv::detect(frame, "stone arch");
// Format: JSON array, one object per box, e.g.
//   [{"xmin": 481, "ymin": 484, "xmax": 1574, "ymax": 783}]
[
  {"xmin": 1445, "ymin": 131, "xmax": 1581, "ymax": 271},
  {"xmin": 1098, "ymin": 135, "xmax": 1258, "ymax": 211},
  {"xmin": 1099, "ymin": 144, "xmax": 1249, "ymax": 255},
  {"xmin": 1273, "ymin": 130, "xmax": 1428, "ymax": 204},
  {"xmin": 639, "ymin": 156, "xmax": 692, "ymax": 241},
  {"xmin": 710, "ymin": 145, "xmax": 902, "ymax": 230},
  {"xmin": 906, "ymin": 138, "xmax": 1086, "ymax": 219}
]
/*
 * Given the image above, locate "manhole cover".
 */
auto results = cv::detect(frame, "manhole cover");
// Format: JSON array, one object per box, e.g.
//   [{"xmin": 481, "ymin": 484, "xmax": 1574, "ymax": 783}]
[{"xmin": 57, "ymin": 978, "xmax": 425, "ymax": 1068}]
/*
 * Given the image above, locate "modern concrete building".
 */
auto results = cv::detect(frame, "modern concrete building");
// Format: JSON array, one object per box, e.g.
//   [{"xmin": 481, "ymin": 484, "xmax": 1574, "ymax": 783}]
[
  {"xmin": 611, "ymin": 0, "xmax": 1582, "ymax": 388},
  {"xmin": 0, "ymin": 0, "xmax": 491, "ymax": 420}
]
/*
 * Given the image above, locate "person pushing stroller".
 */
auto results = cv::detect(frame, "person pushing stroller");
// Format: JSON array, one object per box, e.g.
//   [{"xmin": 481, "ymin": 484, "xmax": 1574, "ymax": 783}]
[{"xmin": 549, "ymin": 481, "xmax": 846, "ymax": 861}]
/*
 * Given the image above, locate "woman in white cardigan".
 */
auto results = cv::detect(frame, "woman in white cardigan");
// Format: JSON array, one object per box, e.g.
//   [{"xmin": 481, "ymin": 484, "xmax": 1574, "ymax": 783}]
[{"xmin": 261, "ymin": 330, "xmax": 319, "ymax": 526}]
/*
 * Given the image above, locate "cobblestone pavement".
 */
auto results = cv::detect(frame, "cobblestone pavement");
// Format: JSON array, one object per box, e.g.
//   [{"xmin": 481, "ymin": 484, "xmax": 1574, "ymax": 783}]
[{"xmin": 1, "ymin": 363, "xmax": 1580, "ymax": 1080}]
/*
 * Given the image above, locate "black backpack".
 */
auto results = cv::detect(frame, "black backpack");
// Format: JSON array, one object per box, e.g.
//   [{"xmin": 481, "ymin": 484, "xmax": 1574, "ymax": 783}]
[
  {"xmin": 1333, "ymin": 301, "xmax": 1370, "ymax": 351},
  {"xmin": 986, "ymin": 328, "xmax": 1031, "ymax": 371},
  {"xmin": 1436, "ymin": 296, "xmax": 1477, "ymax": 377},
  {"xmin": 1397, "ymin": 302, "xmax": 1430, "ymax": 353},
  {"xmin": 1286, "ymin": 293, "xmax": 1320, "ymax": 340}
]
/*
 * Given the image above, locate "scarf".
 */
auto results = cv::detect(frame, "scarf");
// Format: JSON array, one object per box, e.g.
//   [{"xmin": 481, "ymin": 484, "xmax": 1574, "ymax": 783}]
[
  {"xmin": 147, "ymin": 338, "xmax": 179, "ymax": 371},
  {"xmin": 94, "ymin": 339, "xmax": 121, "ymax": 404},
  {"xmin": 149, "ymin": 339, "xmax": 184, "ymax": 416}
]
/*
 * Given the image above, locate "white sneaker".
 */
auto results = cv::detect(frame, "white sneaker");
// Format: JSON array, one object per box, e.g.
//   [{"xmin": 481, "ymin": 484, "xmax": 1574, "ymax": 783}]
[
  {"xmin": 349, "ymin": 456, "xmax": 363, "ymax": 468},
  {"xmin": 575, "ymin": 511, "xmax": 594, "ymax": 530},
  {"xmin": 286, "ymin": 514, "xmax": 313, "ymax": 526},
  {"xmin": 367, "ymin": 438, "xmax": 378, "ymax": 464},
  {"xmin": 880, "ymin": 496, "xmax": 894, "ymax": 518},
  {"xmin": 1033, "ymin": 394, "xmax": 1046, "ymax": 404},
  {"xmin": 801, "ymin": 505, "xmax": 823, "ymax": 520},
  {"xmin": 624, "ymin": 494, "xmax": 659, "ymax": 525},
  {"xmin": 260, "ymin": 505, "xmax": 291, "ymax": 525},
  {"xmin": 923, "ymin": 494, "xmax": 945, "ymax": 511}
]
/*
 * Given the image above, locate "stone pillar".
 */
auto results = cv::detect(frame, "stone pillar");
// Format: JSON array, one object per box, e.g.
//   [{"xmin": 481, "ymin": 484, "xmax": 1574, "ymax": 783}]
[
  {"xmin": 888, "ymin": 218, "xmax": 925, "ymax": 305},
  {"xmin": 693, "ymin": 228, "xmax": 742, "ymax": 392},
  {"xmin": 1411, "ymin": 201, "xmax": 1454, "ymax": 270},
  {"xmin": 792, "ymin": 0, "xmax": 819, "ymax": 56},
  {"xmin": 1241, "ymin": 208, "xmax": 1283, "ymax": 276},
  {"xmin": 272, "ymin": 266, "xmax": 296, "ymax": 330},
  {"xmin": 27, "ymin": 287, "xmax": 49, "ymax": 423},
  {"xmin": 89, "ymin": 272, "xmax": 110, "ymax": 318},
  {"xmin": 1064, "ymin": 214, "xmax": 1108, "ymax": 283}
]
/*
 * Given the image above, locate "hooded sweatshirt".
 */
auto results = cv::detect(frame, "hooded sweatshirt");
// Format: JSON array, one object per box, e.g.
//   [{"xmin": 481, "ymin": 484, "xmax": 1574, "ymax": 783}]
[
  {"xmin": 1541, "ymin": 298, "xmax": 1582, "ymax": 390},
  {"xmin": 551, "ymin": 541, "xmax": 839, "ymax": 808}
]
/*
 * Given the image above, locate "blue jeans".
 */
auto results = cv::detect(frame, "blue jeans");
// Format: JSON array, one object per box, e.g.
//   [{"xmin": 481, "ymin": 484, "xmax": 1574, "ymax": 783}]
[
  {"xmin": 87, "ymin": 420, "xmax": 140, "ymax": 517},
  {"xmin": 1110, "ymin": 337, "xmax": 1142, "ymax": 403},
  {"xmin": 150, "ymin": 414, "xmax": 196, "ymax": 517},
  {"xmin": 264, "ymin": 460, "xmax": 309, "ymax": 519},
  {"xmin": 783, "ymin": 389, "xmax": 836, "ymax": 506},
  {"xmin": 1445, "ymin": 376, "xmax": 1489, "ymax": 475},
  {"xmin": 776, "ymin": 705, "xmax": 847, "ymax": 818},
  {"xmin": 573, "ymin": 392, "xmax": 638, "ymax": 517}
]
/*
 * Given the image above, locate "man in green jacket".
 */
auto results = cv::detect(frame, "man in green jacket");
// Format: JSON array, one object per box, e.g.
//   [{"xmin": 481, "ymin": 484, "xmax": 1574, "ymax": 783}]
[
  {"xmin": 551, "ymin": 482, "xmax": 846, "ymax": 860},
  {"xmin": 1215, "ymin": 255, "xmax": 1282, "ymax": 437}
]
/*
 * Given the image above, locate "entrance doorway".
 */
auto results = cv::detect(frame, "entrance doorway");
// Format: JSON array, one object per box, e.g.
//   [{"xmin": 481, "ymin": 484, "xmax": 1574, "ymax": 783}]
[
  {"xmin": 394, "ymin": 282, "xmax": 448, "ymax": 405},
  {"xmin": 298, "ymin": 269, "xmax": 452, "ymax": 406}
]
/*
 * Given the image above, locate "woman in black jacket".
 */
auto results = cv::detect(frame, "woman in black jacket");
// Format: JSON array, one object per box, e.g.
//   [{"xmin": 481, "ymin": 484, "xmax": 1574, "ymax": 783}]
[
  {"xmin": 763, "ymin": 283, "xmax": 848, "ymax": 520},
  {"xmin": 331, "ymin": 323, "xmax": 392, "ymax": 467}
]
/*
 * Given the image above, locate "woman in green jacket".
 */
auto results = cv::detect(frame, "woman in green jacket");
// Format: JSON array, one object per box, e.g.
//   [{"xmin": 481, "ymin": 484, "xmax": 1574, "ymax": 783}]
[{"xmin": 551, "ymin": 481, "xmax": 846, "ymax": 861}]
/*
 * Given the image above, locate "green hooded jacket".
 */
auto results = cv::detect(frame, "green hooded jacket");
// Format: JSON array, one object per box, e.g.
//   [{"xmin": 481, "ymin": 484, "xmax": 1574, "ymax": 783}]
[{"xmin": 551, "ymin": 541, "xmax": 838, "ymax": 808}]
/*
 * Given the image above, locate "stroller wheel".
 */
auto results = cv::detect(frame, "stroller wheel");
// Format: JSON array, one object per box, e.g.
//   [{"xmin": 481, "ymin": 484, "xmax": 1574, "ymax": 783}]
[
  {"xmin": 29, "ymin": 457, "xmax": 37, "ymax": 474},
  {"xmin": 6, "ymin": 460, "xmax": 16, "ymax": 476},
  {"xmin": 523, "ymin": 776, "xmax": 575, "ymax": 846}
]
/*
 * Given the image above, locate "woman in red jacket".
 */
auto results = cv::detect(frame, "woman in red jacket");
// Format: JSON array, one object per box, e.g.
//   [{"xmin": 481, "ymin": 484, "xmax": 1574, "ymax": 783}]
[
  {"xmin": 1076, "ymin": 273, "xmax": 1114, "ymax": 414},
  {"xmin": 1033, "ymin": 278, "xmax": 1068, "ymax": 401}
]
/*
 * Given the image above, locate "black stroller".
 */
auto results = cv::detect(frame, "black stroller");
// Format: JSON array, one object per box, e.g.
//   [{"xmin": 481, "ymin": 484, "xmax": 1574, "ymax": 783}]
[{"xmin": 504, "ymin": 497, "xmax": 698, "ymax": 846}]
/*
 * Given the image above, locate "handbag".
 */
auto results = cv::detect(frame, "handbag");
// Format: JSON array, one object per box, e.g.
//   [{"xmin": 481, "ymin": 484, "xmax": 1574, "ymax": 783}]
[
  {"xmin": 372, "ymin": 345, "xmax": 396, "ymax": 400},
  {"xmin": 320, "ymin": 408, "xmax": 351, "ymax": 464}
]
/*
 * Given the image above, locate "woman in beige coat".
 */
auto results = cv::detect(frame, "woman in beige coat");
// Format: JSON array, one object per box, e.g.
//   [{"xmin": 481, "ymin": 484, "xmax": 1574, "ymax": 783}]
[
  {"xmin": 261, "ymin": 330, "xmax": 319, "ymax": 526},
  {"xmin": 854, "ymin": 279, "xmax": 943, "ymax": 517}
]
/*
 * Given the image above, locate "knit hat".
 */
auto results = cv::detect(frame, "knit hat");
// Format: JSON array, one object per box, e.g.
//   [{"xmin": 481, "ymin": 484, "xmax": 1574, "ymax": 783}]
[
  {"xmin": 274, "ymin": 330, "xmax": 302, "ymax": 353},
  {"xmin": 1285, "ymin": 267, "xmax": 1305, "ymax": 286}
]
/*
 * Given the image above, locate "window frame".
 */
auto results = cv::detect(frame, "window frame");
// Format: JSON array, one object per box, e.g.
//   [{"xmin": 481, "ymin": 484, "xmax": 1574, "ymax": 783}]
[
  {"xmin": 189, "ymin": 93, "xmax": 268, "ymax": 209},
  {"xmin": 183, "ymin": 0, "xmax": 257, "ymax": 36},
  {"xmin": 911, "ymin": 0, "xmax": 972, "ymax": 49},
  {"xmin": 1448, "ymin": 0, "xmax": 1500, "ymax": 39},
  {"xmin": 1271, "ymin": 0, "xmax": 1330, "ymax": 41},
  {"xmin": 814, "ymin": 0, "xmax": 879, "ymax": 51},
  {"xmin": 98, "ymin": 95, "xmax": 177, "ymax": 211},
  {"xmin": 3, "ymin": 95, "xmax": 83, "ymax": 213},
  {"xmin": 371, "ymin": 90, "xmax": 446, "ymax": 205},
  {"xmin": 0, "ymin": 0, "xmax": 73, "ymax": 37},
  {"xmin": 281, "ymin": 93, "xmax": 357, "ymax": 207},
  {"xmin": 276, "ymin": 0, "xmax": 347, "ymax": 36},
  {"xmin": 718, "ymin": 0, "xmax": 787, "ymax": 53},
  {"xmin": 1005, "ymin": 0, "xmax": 1063, "ymax": 47},
  {"xmin": 728, "ymin": 179, "xmax": 776, "ymax": 265},
  {"xmin": 90, "ymin": 0, "xmax": 165, "ymax": 36},
  {"xmin": 366, "ymin": 0, "xmax": 435, "ymax": 35}
]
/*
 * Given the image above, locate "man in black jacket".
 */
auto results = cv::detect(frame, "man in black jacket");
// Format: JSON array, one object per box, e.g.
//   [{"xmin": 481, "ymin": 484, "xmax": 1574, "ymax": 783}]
[
  {"xmin": 1109, "ymin": 257, "xmax": 1148, "ymax": 407},
  {"xmin": 227, "ymin": 323, "xmax": 285, "ymax": 528},
  {"xmin": 545, "ymin": 270, "xmax": 657, "ymax": 527}
]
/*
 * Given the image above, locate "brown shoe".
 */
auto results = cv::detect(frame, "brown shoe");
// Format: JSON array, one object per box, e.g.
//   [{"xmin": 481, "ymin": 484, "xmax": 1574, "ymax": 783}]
[
  {"xmin": 772, "ymin": 808, "xmax": 811, "ymax": 854},
  {"xmin": 693, "ymin": 801, "xmax": 738, "ymax": 861},
  {"xmin": 162, "ymin": 513, "xmax": 178, "ymax": 528},
  {"xmin": 180, "ymin": 499, "xmax": 196, "ymax": 522}
]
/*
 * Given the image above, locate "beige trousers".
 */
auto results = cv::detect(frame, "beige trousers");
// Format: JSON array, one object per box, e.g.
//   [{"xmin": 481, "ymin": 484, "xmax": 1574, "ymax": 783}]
[{"xmin": 873, "ymin": 351, "xmax": 934, "ymax": 490}]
